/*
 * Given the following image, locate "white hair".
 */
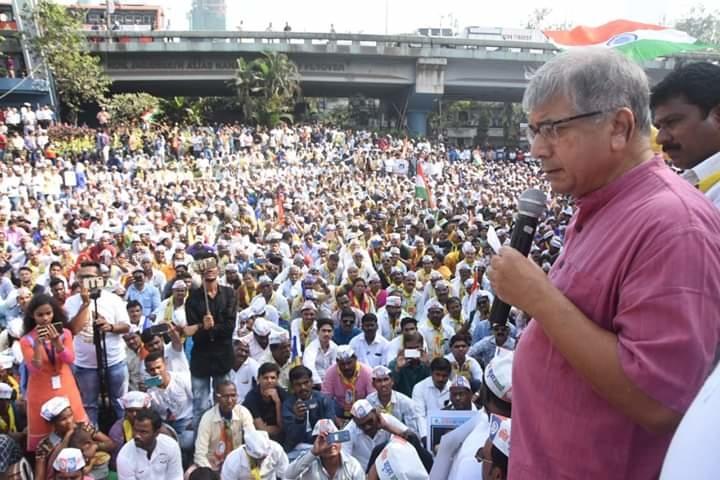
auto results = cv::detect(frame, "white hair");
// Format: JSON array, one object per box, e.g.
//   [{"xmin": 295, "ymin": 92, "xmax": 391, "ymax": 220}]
[{"xmin": 523, "ymin": 48, "xmax": 652, "ymax": 135}]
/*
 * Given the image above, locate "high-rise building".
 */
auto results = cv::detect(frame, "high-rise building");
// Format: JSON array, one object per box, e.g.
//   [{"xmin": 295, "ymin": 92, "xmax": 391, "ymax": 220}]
[{"xmin": 190, "ymin": 0, "xmax": 225, "ymax": 30}]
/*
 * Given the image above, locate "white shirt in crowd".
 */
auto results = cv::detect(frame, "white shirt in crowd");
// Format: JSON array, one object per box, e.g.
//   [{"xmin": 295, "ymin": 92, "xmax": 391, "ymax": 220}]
[
  {"xmin": 444, "ymin": 353, "xmax": 483, "ymax": 384},
  {"xmin": 65, "ymin": 290, "xmax": 130, "ymax": 368},
  {"xmin": 682, "ymin": 151, "xmax": 720, "ymax": 208},
  {"xmin": 366, "ymin": 390, "xmax": 423, "ymax": 436},
  {"xmin": 152, "ymin": 298, "xmax": 187, "ymax": 327},
  {"xmin": 412, "ymin": 377, "xmax": 451, "ymax": 438},
  {"xmin": 146, "ymin": 370, "xmax": 194, "ymax": 422},
  {"xmin": 229, "ymin": 357, "xmax": 259, "ymax": 403},
  {"xmin": 117, "ymin": 433, "xmax": 183, "ymax": 480},
  {"xmin": 221, "ymin": 442, "xmax": 289, "ymax": 480},
  {"xmin": 142, "ymin": 344, "xmax": 189, "ymax": 381},
  {"xmin": 660, "ymin": 362, "xmax": 720, "ymax": 479},
  {"xmin": 241, "ymin": 332, "xmax": 269, "ymax": 360},
  {"xmin": 340, "ymin": 412, "xmax": 407, "ymax": 471},
  {"xmin": 283, "ymin": 449, "xmax": 364, "ymax": 480},
  {"xmin": 349, "ymin": 333, "xmax": 389, "ymax": 368},
  {"xmin": 302, "ymin": 339, "xmax": 337, "ymax": 385}
]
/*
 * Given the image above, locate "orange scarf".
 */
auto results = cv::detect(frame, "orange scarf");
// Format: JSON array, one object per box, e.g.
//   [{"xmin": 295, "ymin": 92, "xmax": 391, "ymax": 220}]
[
  {"xmin": 339, "ymin": 362, "xmax": 361, "ymax": 416},
  {"xmin": 214, "ymin": 418, "xmax": 233, "ymax": 463}
]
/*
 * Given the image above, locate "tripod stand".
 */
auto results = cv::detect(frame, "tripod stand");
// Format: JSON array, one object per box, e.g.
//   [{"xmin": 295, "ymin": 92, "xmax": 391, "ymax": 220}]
[{"xmin": 92, "ymin": 294, "xmax": 117, "ymax": 432}]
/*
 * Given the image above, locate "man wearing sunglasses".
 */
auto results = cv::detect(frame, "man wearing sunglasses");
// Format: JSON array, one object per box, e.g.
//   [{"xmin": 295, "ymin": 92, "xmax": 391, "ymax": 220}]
[{"xmin": 488, "ymin": 48, "xmax": 720, "ymax": 479}]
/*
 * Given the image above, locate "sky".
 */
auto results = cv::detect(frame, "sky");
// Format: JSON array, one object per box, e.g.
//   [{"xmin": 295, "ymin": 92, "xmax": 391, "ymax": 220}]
[
  {"xmin": 150, "ymin": 0, "xmax": 714, "ymax": 32},
  {"xmin": 59, "ymin": 0, "xmax": 716, "ymax": 32}
]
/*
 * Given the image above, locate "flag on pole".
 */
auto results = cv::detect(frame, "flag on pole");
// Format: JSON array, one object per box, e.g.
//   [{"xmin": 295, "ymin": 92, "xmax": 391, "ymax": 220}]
[
  {"xmin": 415, "ymin": 162, "xmax": 435, "ymax": 209},
  {"xmin": 543, "ymin": 19, "xmax": 710, "ymax": 63}
]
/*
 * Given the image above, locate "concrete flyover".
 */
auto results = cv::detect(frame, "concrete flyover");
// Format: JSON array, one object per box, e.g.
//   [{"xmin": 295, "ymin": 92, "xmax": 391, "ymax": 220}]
[{"xmin": 86, "ymin": 31, "xmax": 684, "ymax": 135}]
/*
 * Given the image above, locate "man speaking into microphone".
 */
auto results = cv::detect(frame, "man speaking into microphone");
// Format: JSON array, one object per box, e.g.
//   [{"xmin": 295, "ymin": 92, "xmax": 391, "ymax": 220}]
[{"xmin": 488, "ymin": 49, "xmax": 720, "ymax": 480}]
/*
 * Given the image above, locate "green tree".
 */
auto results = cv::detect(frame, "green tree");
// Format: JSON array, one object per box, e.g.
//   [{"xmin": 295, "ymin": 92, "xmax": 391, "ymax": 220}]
[
  {"xmin": 157, "ymin": 97, "xmax": 206, "ymax": 125},
  {"xmin": 102, "ymin": 93, "xmax": 160, "ymax": 125},
  {"xmin": 232, "ymin": 52, "xmax": 301, "ymax": 126},
  {"xmin": 23, "ymin": 0, "xmax": 111, "ymax": 123},
  {"xmin": 501, "ymin": 103, "xmax": 526, "ymax": 147},
  {"xmin": 675, "ymin": 6, "xmax": 720, "ymax": 46}
]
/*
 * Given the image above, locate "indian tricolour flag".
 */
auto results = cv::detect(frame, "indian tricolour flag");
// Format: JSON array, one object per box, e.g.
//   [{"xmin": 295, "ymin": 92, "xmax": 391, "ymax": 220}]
[
  {"xmin": 415, "ymin": 162, "xmax": 435, "ymax": 209},
  {"xmin": 544, "ymin": 20, "xmax": 708, "ymax": 62}
]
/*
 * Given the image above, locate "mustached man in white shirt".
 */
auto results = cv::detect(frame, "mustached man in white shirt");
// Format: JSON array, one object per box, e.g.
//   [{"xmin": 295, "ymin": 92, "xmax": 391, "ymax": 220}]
[
  {"xmin": 651, "ymin": 62, "xmax": 720, "ymax": 208},
  {"xmin": 349, "ymin": 313, "xmax": 389, "ymax": 368},
  {"xmin": 117, "ymin": 408, "xmax": 183, "ymax": 480},
  {"xmin": 302, "ymin": 318, "xmax": 338, "ymax": 386}
]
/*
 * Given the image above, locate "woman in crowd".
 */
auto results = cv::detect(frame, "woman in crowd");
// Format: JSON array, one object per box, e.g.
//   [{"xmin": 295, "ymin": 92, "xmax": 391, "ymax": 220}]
[{"xmin": 20, "ymin": 294, "xmax": 87, "ymax": 451}]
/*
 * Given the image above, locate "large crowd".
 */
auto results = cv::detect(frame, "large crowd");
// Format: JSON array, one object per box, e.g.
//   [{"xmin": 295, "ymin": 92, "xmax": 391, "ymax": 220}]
[
  {"xmin": 0, "ymin": 48, "xmax": 719, "ymax": 480},
  {"xmin": 0, "ymin": 104, "xmax": 572, "ymax": 480}
]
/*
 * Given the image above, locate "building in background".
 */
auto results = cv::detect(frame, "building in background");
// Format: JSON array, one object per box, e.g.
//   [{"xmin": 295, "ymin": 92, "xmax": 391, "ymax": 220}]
[
  {"xmin": 190, "ymin": 0, "xmax": 225, "ymax": 30},
  {"xmin": 68, "ymin": 3, "xmax": 165, "ymax": 30}
]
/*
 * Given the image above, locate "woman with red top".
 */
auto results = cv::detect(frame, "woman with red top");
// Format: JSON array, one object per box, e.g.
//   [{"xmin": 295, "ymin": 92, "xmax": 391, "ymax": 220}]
[{"xmin": 21, "ymin": 295, "xmax": 87, "ymax": 451}]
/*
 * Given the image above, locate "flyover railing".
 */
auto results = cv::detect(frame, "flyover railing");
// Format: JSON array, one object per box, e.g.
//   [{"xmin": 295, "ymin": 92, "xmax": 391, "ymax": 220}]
[{"xmin": 82, "ymin": 30, "xmax": 560, "ymax": 54}]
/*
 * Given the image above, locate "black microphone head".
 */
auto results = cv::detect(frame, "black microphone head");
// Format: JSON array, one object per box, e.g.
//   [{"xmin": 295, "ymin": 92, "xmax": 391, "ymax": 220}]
[{"xmin": 517, "ymin": 189, "xmax": 547, "ymax": 219}]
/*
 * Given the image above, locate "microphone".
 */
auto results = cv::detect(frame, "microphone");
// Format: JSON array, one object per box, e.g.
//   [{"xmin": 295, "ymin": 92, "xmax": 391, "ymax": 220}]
[{"xmin": 489, "ymin": 188, "xmax": 547, "ymax": 327}]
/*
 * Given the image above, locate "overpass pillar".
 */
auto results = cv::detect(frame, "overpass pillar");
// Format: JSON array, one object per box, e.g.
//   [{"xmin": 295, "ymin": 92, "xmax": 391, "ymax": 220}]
[{"xmin": 408, "ymin": 58, "xmax": 447, "ymax": 137}]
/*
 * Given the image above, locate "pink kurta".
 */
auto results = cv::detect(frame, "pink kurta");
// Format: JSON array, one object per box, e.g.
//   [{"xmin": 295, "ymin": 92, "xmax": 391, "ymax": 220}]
[{"xmin": 510, "ymin": 157, "xmax": 720, "ymax": 479}]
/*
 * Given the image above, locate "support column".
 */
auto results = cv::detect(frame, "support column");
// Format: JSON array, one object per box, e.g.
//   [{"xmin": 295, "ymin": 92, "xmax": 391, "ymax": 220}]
[
  {"xmin": 407, "ymin": 110, "xmax": 428, "ymax": 137},
  {"xmin": 407, "ymin": 57, "xmax": 447, "ymax": 137}
]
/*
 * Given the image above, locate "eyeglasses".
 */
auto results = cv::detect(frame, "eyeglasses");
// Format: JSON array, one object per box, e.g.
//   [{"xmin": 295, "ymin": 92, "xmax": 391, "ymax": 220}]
[{"xmin": 526, "ymin": 111, "xmax": 604, "ymax": 143}]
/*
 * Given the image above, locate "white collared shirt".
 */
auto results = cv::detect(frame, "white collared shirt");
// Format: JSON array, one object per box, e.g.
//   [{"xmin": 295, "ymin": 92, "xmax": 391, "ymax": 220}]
[
  {"xmin": 65, "ymin": 290, "xmax": 131, "ymax": 368},
  {"xmin": 349, "ymin": 333, "xmax": 389, "ymax": 368},
  {"xmin": 240, "ymin": 333, "xmax": 269, "ymax": 360},
  {"xmin": 117, "ymin": 433, "xmax": 183, "ymax": 480},
  {"xmin": 682, "ymin": 151, "xmax": 720, "ymax": 208},
  {"xmin": 141, "ymin": 343, "xmax": 189, "ymax": 382},
  {"xmin": 418, "ymin": 321, "xmax": 455, "ymax": 358},
  {"xmin": 146, "ymin": 371, "xmax": 193, "ymax": 422},
  {"xmin": 412, "ymin": 376, "xmax": 451, "ymax": 438},
  {"xmin": 290, "ymin": 317, "xmax": 318, "ymax": 355},
  {"xmin": 444, "ymin": 353, "xmax": 483, "ymax": 384},
  {"xmin": 302, "ymin": 339, "xmax": 337, "ymax": 384},
  {"xmin": 340, "ymin": 413, "xmax": 407, "ymax": 471},
  {"xmin": 152, "ymin": 298, "xmax": 187, "ymax": 327},
  {"xmin": 376, "ymin": 307, "xmax": 408, "ymax": 341},
  {"xmin": 366, "ymin": 390, "xmax": 423, "ymax": 436},
  {"xmin": 229, "ymin": 357, "xmax": 259, "ymax": 403}
]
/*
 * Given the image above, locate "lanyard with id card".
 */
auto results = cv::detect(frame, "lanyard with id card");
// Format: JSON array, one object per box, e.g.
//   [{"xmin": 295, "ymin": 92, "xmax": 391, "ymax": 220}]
[{"xmin": 43, "ymin": 339, "xmax": 62, "ymax": 390}]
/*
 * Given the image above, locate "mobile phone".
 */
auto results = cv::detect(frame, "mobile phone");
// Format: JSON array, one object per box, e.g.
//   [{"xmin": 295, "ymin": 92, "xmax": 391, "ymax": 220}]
[
  {"xmin": 82, "ymin": 276, "xmax": 103, "ymax": 291},
  {"xmin": 150, "ymin": 323, "xmax": 171, "ymax": 337},
  {"xmin": 327, "ymin": 430, "xmax": 351, "ymax": 444},
  {"xmin": 405, "ymin": 349, "xmax": 420, "ymax": 359},
  {"xmin": 51, "ymin": 322, "xmax": 64, "ymax": 333},
  {"xmin": 144, "ymin": 376, "xmax": 163, "ymax": 388}
]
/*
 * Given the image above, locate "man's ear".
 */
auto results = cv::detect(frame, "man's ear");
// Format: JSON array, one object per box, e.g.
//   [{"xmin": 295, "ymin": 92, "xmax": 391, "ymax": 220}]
[{"xmin": 709, "ymin": 105, "xmax": 720, "ymax": 128}]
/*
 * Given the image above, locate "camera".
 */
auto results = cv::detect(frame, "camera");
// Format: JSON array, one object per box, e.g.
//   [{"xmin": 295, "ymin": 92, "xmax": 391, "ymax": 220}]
[
  {"xmin": 191, "ymin": 257, "xmax": 218, "ymax": 274},
  {"xmin": 83, "ymin": 276, "xmax": 104, "ymax": 300}
]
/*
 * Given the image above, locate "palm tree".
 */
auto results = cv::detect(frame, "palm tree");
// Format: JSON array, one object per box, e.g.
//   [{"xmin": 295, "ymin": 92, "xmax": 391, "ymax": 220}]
[{"xmin": 231, "ymin": 52, "xmax": 301, "ymax": 126}]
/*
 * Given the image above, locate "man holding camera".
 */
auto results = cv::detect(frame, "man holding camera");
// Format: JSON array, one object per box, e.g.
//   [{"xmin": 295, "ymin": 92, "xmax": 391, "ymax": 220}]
[
  {"xmin": 184, "ymin": 252, "xmax": 236, "ymax": 425},
  {"xmin": 67, "ymin": 261, "xmax": 131, "ymax": 425}
]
